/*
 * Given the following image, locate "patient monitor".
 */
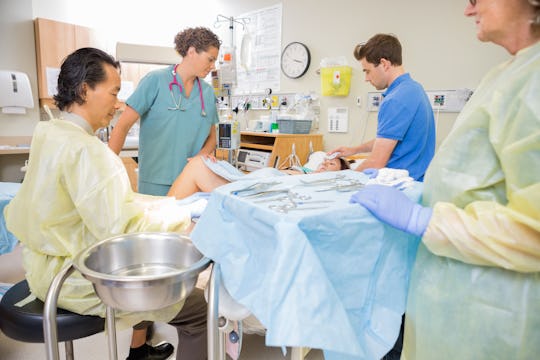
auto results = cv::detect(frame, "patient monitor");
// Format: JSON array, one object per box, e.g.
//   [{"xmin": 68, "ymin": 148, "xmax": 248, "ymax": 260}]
[{"xmin": 236, "ymin": 149, "xmax": 271, "ymax": 172}]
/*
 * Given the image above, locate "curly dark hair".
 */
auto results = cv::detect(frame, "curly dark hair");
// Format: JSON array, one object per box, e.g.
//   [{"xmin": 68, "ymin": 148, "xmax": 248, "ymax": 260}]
[
  {"xmin": 54, "ymin": 47, "xmax": 119, "ymax": 111},
  {"xmin": 353, "ymin": 33, "xmax": 402, "ymax": 66},
  {"xmin": 174, "ymin": 27, "xmax": 221, "ymax": 56}
]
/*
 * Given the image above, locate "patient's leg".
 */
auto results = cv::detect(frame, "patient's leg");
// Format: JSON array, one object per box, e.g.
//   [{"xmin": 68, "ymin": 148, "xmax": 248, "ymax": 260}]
[{"xmin": 167, "ymin": 156, "xmax": 230, "ymax": 199}]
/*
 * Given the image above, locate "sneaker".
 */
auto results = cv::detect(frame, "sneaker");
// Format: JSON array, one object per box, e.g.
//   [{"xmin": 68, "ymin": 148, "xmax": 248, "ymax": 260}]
[{"xmin": 126, "ymin": 342, "xmax": 174, "ymax": 360}]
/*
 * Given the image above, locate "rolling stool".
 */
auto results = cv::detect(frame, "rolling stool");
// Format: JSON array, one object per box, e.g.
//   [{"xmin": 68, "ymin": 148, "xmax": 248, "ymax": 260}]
[{"xmin": 0, "ymin": 279, "xmax": 105, "ymax": 360}]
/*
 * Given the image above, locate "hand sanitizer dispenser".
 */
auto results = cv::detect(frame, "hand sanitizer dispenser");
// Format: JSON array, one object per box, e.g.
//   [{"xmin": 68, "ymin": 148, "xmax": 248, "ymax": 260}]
[{"xmin": 0, "ymin": 70, "xmax": 34, "ymax": 114}]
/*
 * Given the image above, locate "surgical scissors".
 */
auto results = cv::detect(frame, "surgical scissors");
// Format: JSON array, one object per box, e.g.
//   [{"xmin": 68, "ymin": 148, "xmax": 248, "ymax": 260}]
[
  {"xmin": 298, "ymin": 174, "xmax": 346, "ymax": 186},
  {"xmin": 268, "ymin": 190, "xmax": 333, "ymax": 213},
  {"xmin": 288, "ymin": 191, "xmax": 311, "ymax": 201},
  {"xmin": 230, "ymin": 181, "xmax": 281, "ymax": 196},
  {"xmin": 315, "ymin": 178, "xmax": 365, "ymax": 192},
  {"xmin": 315, "ymin": 181, "xmax": 365, "ymax": 192},
  {"xmin": 239, "ymin": 188, "xmax": 291, "ymax": 199},
  {"xmin": 253, "ymin": 196, "xmax": 289, "ymax": 203},
  {"xmin": 268, "ymin": 200, "xmax": 334, "ymax": 212},
  {"xmin": 269, "ymin": 205, "xmax": 329, "ymax": 214}
]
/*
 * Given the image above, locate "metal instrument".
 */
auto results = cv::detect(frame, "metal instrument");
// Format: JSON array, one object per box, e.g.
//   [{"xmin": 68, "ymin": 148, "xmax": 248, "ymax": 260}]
[
  {"xmin": 315, "ymin": 182, "xmax": 365, "ymax": 192},
  {"xmin": 230, "ymin": 181, "xmax": 281, "ymax": 196},
  {"xmin": 297, "ymin": 174, "xmax": 346, "ymax": 186},
  {"xmin": 268, "ymin": 190, "xmax": 333, "ymax": 213}
]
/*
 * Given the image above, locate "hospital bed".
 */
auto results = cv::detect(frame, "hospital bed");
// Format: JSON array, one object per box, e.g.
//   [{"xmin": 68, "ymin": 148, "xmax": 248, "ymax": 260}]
[
  {"xmin": 191, "ymin": 169, "xmax": 422, "ymax": 360},
  {"xmin": 0, "ymin": 182, "xmax": 21, "ymax": 256},
  {"xmin": 2, "ymin": 158, "xmax": 420, "ymax": 359}
]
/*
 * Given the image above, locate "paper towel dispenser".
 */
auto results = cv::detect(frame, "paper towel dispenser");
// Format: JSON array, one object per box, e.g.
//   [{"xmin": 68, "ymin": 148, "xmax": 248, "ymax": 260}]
[{"xmin": 0, "ymin": 70, "xmax": 34, "ymax": 114}]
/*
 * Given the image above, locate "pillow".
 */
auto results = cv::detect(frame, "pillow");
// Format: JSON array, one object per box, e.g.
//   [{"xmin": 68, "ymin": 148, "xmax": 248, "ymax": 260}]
[
  {"xmin": 0, "ymin": 182, "xmax": 21, "ymax": 200},
  {"xmin": 1, "ymin": 199, "xmax": 18, "ymax": 255},
  {"xmin": 303, "ymin": 151, "xmax": 364, "ymax": 171},
  {"xmin": 0, "ymin": 182, "xmax": 22, "ymax": 255},
  {"xmin": 303, "ymin": 151, "xmax": 327, "ymax": 171}
]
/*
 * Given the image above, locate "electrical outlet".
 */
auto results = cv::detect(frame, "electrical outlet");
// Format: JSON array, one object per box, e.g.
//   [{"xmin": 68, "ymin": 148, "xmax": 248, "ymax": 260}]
[
  {"xmin": 433, "ymin": 95, "xmax": 445, "ymax": 107},
  {"xmin": 367, "ymin": 92, "xmax": 382, "ymax": 112},
  {"xmin": 426, "ymin": 91, "xmax": 449, "ymax": 110},
  {"xmin": 425, "ymin": 89, "xmax": 473, "ymax": 112}
]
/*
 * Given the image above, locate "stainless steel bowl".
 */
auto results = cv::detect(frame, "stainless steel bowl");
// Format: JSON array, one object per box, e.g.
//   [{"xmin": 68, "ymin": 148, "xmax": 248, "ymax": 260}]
[{"xmin": 73, "ymin": 232, "xmax": 210, "ymax": 311}]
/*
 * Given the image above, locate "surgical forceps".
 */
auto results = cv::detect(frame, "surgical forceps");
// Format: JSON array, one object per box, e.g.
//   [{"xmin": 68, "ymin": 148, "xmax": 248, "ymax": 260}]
[
  {"xmin": 238, "ymin": 188, "xmax": 291, "ymax": 199},
  {"xmin": 268, "ymin": 190, "xmax": 333, "ymax": 213},
  {"xmin": 297, "ymin": 174, "xmax": 346, "ymax": 186},
  {"xmin": 315, "ymin": 180, "xmax": 365, "ymax": 192},
  {"xmin": 297, "ymin": 173, "xmax": 367, "ymax": 192},
  {"xmin": 255, "ymin": 191, "xmax": 313, "ymax": 204},
  {"xmin": 253, "ymin": 195, "xmax": 289, "ymax": 203},
  {"xmin": 236, "ymin": 186, "xmax": 311, "ymax": 200},
  {"xmin": 230, "ymin": 181, "xmax": 281, "ymax": 196}
]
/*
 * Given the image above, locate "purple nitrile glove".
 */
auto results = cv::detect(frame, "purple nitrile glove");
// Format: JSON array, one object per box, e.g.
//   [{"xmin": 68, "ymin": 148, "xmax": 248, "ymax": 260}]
[
  {"xmin": 362, "ymin": 168, "xmax": 379, "ymax": 179},
  {"xmin": 349, "ymin": 184, "xmax": 432, "ymax": 237}
]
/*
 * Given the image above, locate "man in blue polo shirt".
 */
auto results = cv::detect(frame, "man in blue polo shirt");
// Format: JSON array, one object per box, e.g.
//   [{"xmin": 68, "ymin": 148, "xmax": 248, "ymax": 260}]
[{"xmin": 329, "ymin": 33, "xmax": 435, "ymax": 181}]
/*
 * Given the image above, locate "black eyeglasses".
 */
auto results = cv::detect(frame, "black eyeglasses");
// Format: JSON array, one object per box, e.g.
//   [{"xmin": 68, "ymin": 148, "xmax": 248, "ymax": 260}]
[{"xmin": 469, "ymin": 0, "xmax": 476, "ymax": 5}]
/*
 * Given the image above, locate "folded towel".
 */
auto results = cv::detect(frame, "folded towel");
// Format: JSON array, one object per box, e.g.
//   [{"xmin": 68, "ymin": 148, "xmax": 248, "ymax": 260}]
[{"xmin": 367, "ymin": 168, "xmax": 414, "ymax": 189}]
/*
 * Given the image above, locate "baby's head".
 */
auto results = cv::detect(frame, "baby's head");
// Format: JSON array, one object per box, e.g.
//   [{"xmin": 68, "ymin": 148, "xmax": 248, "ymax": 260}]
[{"xmin": 316, "ymin": 157, "xmax": 350, "ymax": 172}]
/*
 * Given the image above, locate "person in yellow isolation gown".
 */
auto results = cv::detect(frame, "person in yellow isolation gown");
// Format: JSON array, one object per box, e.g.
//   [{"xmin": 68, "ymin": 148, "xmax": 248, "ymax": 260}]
[
  {"xmin": 349, "ymin": 1, "xmax": 540, "ymax": 359},
  {"xmin": 4, "ymin": 48, "xmax": 207, "ymax": 360}
]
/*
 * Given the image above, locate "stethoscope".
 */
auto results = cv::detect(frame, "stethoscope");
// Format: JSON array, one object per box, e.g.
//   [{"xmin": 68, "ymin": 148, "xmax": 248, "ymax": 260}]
[{"xmin": 168, "ymin": 65, "xmax": 206, "ymax": 116}]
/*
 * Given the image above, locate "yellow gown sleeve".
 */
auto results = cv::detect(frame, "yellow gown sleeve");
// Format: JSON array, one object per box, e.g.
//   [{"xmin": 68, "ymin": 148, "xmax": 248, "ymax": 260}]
[
  {"xmin": 421, "ymin": 48, "xmax": 540, "ymax": 272},
  {"xmin": 56, "ymin": 133, "xmax": 191, "ymax": 255},
  {"xmin": 424, "ymin": 197, "xmax": 540, "ymax": 272}
]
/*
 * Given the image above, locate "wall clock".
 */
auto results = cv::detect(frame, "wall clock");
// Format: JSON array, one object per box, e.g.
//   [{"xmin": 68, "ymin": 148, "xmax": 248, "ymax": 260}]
[{"xmin": 280, "ymin": 42, "xmax": 311, "ymax": 79}]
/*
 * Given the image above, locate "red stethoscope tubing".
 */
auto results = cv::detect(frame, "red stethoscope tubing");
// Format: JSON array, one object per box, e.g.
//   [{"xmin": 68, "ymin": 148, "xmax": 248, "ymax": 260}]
[{"xmin": 168, "ymin": 65, "xmax": 206, "ymax": 116}]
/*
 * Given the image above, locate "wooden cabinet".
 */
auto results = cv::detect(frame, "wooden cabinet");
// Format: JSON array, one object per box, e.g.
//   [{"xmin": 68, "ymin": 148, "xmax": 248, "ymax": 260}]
[
  {"xmin": 119, "ymin": 63, "xmax": 167, "ymax": 107},
  {"xmin": 34, "ymin": 18, "xmax": 102, "ymax": 108},
  {"xmin": 120, "ymin": 63, "xmax": 167, "ymax": 89},
  {"xmin": 235, "ymin": 131, "xmax": 323, "ymax": 169},
  {"xmin": 121, "ymin": 157, "xmax": 138, "ymax": 192}
]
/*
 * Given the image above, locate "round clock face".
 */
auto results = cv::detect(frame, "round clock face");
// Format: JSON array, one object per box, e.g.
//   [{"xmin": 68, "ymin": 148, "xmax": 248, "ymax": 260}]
[{"xmin": 281, "ymin": 42, "xmax": 311, "ymax": 79}]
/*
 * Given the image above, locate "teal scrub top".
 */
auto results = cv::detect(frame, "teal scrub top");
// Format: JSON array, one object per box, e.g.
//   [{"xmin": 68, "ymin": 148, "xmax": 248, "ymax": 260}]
[{"xmin": 127, "ymin": 65, "xmax": 219, "ymax": 189}]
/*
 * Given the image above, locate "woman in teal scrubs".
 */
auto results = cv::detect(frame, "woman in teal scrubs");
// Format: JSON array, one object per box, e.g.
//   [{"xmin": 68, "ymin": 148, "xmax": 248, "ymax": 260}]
[{"xmin": 109, "ymin": 27, "xmax": 221, "ymax": 195}]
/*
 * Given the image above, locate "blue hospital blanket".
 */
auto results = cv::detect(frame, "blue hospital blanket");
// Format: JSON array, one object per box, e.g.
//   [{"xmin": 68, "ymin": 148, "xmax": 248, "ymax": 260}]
[
  {"xmin": 191, "ymin": 171, "xmax": 423, "ymax": 359},
  {"xmin": 202, "ymin": 158, "xmax": 285, "ymax": 182},
  {"xmin": 0, "ymin": 182, "xmax": 21, "ymax": 255}
]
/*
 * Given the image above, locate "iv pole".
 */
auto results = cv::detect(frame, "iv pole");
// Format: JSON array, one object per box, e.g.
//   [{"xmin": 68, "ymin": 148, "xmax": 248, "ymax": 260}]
[
  {"xmin": 213, "ymin": 14, "xmax": 249, "ymax": 166},
  {"xmin": 214, "ymin": 14, "xmax": 249, "ymax": 48},
  {"xmin": 213, "ymin": 14, "xmax": 249, "ymax": 104}
]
